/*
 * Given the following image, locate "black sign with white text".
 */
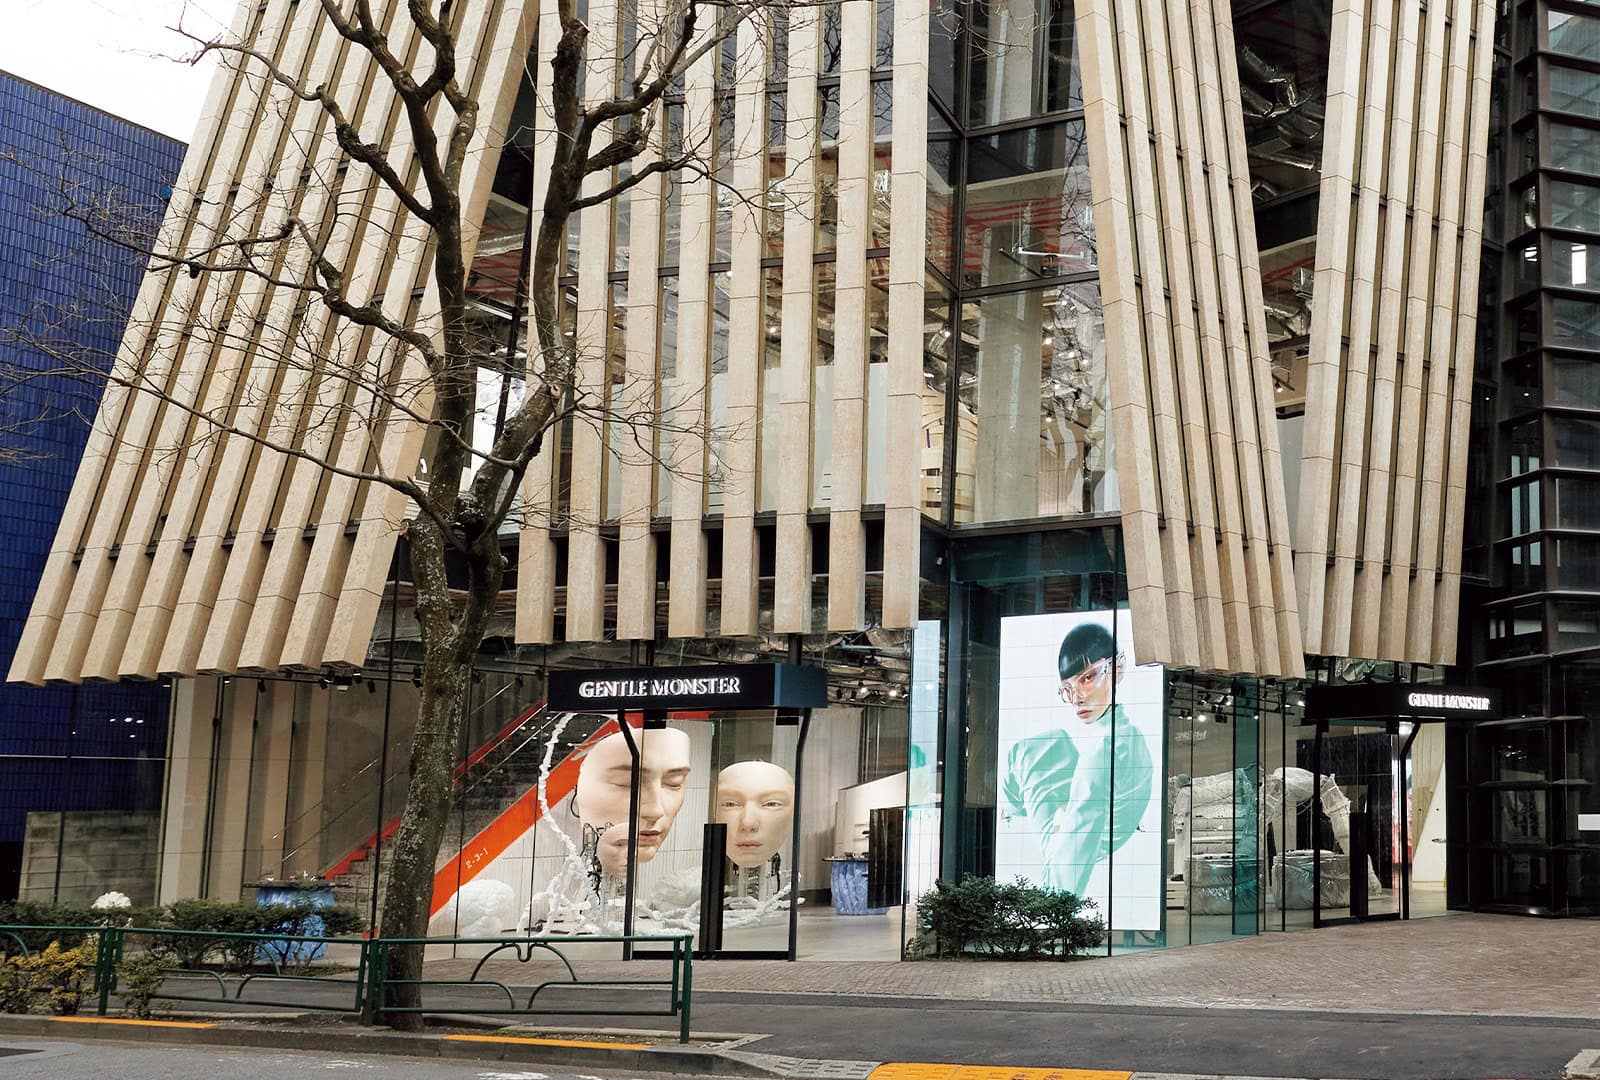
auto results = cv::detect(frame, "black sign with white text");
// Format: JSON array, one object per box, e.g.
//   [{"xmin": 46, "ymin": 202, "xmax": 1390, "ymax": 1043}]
[
  {"xmin": 1306, "ymin": 682, "xmax": 1502, "ymax": 721},
  {"xmin": 547, "ymin": 663, "xmax": 828, "ymax": 713}
]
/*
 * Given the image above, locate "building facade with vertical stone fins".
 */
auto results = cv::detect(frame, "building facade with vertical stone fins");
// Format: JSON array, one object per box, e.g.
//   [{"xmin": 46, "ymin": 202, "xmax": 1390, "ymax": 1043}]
[{"xmin": 10, "ymin": 0, "xmax": 1594, "ymax": 939}]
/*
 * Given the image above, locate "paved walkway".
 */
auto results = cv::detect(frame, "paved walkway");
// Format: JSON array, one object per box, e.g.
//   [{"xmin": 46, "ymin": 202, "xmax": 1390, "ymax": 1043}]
[{"xmin": 436, "ymin": 913, "xmax": 1600, "ymax": 1018}]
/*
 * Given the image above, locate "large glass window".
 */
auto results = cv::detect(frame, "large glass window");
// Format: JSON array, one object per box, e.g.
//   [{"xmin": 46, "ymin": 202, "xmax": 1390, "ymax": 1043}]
[
  {"xmin": 1553, "ymin": 295, "xmax": 1600, "ymax": 349},
  {"xmin": 954, "ymin": 281, "xmax": 1115, "ymax": 523},
  {"xmin": 1553, "ymin": 415, "xmax": 1600, "ymax": 467},
  {"xmin": 1553, "ymin": 354, "xmax": 1600, "ymax": 405},
  {"xmin": 1557, "ymin": 536, "xmax": 1600, "ymax": 587},
  {"xmin": 1550, "ymin": 120, "xmax": 1600, "ymax": 173},
  {"xmin": 1556, "ymin": 475, "xmax": 1600, "ymax": 528},
  {"xmin": 1549, "ymin": 65, "xmax": 1600, "ymax": 120},
  {"xmin": 1552, "ymin": 239, "xmax": 1600, "ymax": 291},
  {"xmin": 927, "ymin": 106, "xmax": 958, "ymax": 280},
  {"xmin": 1551, "ymin": 180, "xmax": 1600, "ymax": 233},
  {"xmin": 966, "ymin": 0, "xmax": 1082, "ymax": 127},
  {"xmin": 963, "ymin": 120, "xmax": 1095, "ymax": 289},
  {"xmin": 1549, "ymin": 10, "xmax": 1600, "ymax": 61},
  {"xmin": 1555, "ymin": 600, "xmax": 1600, "ymax": 649}
]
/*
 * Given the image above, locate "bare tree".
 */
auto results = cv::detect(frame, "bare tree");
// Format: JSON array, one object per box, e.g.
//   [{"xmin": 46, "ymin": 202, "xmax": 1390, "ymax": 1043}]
[{"xmin": 2, "ymin": 0, "xmax": 797, "ymax": 1026}]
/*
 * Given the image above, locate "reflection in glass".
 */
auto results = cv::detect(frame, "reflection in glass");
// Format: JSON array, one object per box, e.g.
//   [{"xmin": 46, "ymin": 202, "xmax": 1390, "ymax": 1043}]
[
  {"xmin": 924, "ymin": 281, "xmax": 954, "ymax": 518},
  {"xmin": 963, "ymin": 121, "xmax": 1095, "ymax": 288},
  {"xmin": 1549, "ymin": 65, "xmax": 1600, "ymax": 120},
  {"xmin": 1549, "ymin": 11, "xmax": 1600, "ymax": 61},
  {"xmin": 927, "ymin": 106, "xmax": 957, "ymax": 279},
  {"xmin": 967, "ymin": 0, "xmax": 1082, "ymax": 126},
  {"xmin": 1551, "ymin": 180, "xmax": 1600, "ymax": 233},
  {"xmin": 955, "ymin": 282, "xmax": 1115, "ymax": 523}
]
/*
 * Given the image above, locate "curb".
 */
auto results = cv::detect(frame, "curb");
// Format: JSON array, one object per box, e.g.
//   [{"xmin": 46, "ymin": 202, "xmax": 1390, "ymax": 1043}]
[{"xmin": 0, "ymin": 1013, "xmax": 800, "ymax": 1076}]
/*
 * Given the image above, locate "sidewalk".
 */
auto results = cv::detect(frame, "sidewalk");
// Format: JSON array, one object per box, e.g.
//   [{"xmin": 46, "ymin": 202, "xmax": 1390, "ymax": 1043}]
[{"xmin": 434, "ymin": 913, "xmax": 1600, "ymax": 1019}]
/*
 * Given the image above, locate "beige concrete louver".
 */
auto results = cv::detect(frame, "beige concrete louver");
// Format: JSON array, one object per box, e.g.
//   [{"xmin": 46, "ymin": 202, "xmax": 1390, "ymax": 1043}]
[{"xmin": 1295, "ymin": 0, "xmax": 1498, "ymax": 665}]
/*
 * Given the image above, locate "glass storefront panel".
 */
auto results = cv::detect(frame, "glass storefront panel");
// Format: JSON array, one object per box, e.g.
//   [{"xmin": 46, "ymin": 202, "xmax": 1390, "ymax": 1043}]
[
  {"xmin": 1310, "ymin": 726, "xmax": 1403, "ymax": 922},
  {"xmin": 1490, "ymin": 850, "xmax": 1551, "ymax": 908},
  {"xmin": 963, "ymin": 121, "xmax": 1095, "ymax": 289},
  {"xmin": 1489, "ymin": 788, "xmax": 1547, "ymax": 845},
  {"xmin": 954, "ymin": 282, "xmax": 1115, "ymax": 524}
]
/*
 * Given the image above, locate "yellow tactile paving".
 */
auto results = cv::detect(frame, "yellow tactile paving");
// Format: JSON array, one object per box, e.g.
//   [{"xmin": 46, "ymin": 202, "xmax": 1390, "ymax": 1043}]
[
  {"xmin": 52, "ymin": 1016, "xmax": 215, "ymax": 1029},
  {"xmin": 443, "ymin": 1033, "xmax": 651, "ymax": 1051},
  {"xmin": 870, "ymin": 1064, "xmax": 1131, "ymax": 1080}
]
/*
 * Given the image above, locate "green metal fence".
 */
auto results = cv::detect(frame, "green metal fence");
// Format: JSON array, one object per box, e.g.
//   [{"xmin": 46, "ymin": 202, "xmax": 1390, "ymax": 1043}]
[{"xmin": 0, "ymin": 925, "xmax": 693, "ymax": 1042}]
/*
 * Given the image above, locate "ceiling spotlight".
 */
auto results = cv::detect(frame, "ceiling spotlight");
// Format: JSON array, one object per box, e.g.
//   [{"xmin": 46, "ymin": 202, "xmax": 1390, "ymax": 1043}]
[
  {"xmin": 318, "ymin": 677, "xmax": 330, "ymax": 689},
  {"xmin": 412, "ymin": 668, "xmax": 423, "ymax": 688}
]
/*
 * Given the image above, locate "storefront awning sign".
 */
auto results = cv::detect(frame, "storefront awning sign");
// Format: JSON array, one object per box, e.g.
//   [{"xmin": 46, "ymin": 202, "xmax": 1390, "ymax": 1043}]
[
  {"xmin": 1306, "ymin": 682, "xmax": 1502, "ymax": 721},
  {"xmin": 547, "ymin": 663, "xmax": 828, "ymax": 713}
]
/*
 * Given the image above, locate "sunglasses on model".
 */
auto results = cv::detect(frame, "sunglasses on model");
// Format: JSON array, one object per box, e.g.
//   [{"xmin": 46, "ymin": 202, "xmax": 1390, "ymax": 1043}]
[{"xmin": 1058, "ymin": 656, "xmax": 1117, "ymax": 703}]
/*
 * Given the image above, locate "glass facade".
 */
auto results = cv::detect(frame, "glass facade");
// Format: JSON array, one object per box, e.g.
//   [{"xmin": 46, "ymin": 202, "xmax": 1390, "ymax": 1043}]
[{"xmin": 0, "ymin": 74, "xmax": 183, "ymax": 904}]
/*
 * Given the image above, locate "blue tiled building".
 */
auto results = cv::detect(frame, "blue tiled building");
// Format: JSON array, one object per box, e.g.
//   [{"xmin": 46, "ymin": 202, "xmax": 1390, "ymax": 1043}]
[{"xmin": 0, "ymin": 72, "xmax": 185, "ymax": 902}]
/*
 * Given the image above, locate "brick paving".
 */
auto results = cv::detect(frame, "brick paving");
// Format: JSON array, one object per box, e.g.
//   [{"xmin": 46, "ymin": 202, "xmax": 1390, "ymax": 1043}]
[{"xmin": 435, "ymin": 914, "xmax": 1600, "ymax": 1018}]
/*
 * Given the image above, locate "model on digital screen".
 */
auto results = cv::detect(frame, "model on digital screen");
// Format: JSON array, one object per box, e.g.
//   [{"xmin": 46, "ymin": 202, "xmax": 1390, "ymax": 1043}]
[
  {"xmin": 574, "ymin": 726, "xmax": 692, "ymax": 877},
  {"xmin": 1001, "ymin": 621, "xmax": 1155, "ymax": 898},
  {"xmin": 714, "ymin": 760, "xmax": 794, "ymax": 869}
]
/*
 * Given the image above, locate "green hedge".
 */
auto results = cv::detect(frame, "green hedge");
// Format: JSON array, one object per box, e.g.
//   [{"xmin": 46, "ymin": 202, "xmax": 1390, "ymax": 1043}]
[
  {"xmin": 915, "ymin": 875, "xmax": 1105, "ymax": 959},
  {"xmin": 0, "ymin": 897, "xmax": 366, "ymax": 972}
]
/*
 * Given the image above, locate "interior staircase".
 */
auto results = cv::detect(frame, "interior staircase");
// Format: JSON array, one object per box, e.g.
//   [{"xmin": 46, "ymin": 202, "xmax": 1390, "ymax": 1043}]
[{"xmin": 319, "ymin": 704, "xmax": 607, "ymax": 925}]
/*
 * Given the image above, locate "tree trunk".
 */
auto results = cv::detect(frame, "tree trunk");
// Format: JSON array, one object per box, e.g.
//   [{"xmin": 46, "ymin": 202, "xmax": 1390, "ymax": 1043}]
[{"xmin": 375, "ymin": 646, "xmax": 472, "ymax": 1029}]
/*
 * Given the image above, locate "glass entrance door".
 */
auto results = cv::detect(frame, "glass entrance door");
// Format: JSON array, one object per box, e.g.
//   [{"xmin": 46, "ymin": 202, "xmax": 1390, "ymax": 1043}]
[{"xmin": 1312, "ymin": 721, "xmax": 1405, "ymax": 926}]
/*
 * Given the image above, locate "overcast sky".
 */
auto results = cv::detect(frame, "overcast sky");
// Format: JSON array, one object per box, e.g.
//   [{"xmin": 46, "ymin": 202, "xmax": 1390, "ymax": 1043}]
[{"xmin": 3, "ymin": 0, "xmax": 236, "ymax": 141}]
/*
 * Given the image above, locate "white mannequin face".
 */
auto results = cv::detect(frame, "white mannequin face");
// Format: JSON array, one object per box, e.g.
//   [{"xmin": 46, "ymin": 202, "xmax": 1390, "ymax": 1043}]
[
  {"xmin": 714, "ymin": 760, "xmax": 795, "ymax": 868},
  {"xmin": 574, "ymin": 727, "xmax": 692, "ymax": 876}
]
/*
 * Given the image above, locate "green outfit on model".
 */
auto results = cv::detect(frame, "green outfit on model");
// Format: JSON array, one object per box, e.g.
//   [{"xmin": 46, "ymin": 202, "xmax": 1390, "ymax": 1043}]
[{"xmin": 1002, "ymin": 703, "xmax": 1156, "ymax": 899}]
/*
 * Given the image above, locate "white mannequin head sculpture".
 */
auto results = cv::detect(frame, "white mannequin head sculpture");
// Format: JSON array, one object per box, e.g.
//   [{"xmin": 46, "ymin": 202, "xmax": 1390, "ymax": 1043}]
[
  {"xmin": 574, "ymin": 726, "xmax": 692, "ymax": 876},
  {"xmin": 714, "ymin": 760, "xmax": 795, "ymax": 869}
]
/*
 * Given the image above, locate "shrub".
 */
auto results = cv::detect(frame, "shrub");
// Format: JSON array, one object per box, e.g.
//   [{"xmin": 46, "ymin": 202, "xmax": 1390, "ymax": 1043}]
[
  {"xmin": 156, "ymin": 898, "xmax": 365, "ymax": 972},
  {"xmin": 115, "ymin": 953, "xmax": 174, "ymax": 1019},
  {"xmin": 20, "ymin": 942, "xmax": 97, "ymax": 1015},
  {"xmin": 916, "ymin": 875, "xmax": 1105, "ymax": 960},
  {"xmin": 0, "ymin": 901, "xmax": 98, "ymax": 952},
  {"xmin": 0, "ymin": 957, "xmax": 38, "ymax": 1014},
  {"xmin": 158, "ymin": 899, "xmax": 249, "ymax": 969}
]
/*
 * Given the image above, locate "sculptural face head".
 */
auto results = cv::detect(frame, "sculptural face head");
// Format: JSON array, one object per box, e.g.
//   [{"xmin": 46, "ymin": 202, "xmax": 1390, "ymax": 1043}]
[
  {"xmin": 714, "ymin": 760, "xmax": 795, "ymax": 868},
  {"xmin": 574, "ymin": 727, "xmax": 692, "ymax": 876}
]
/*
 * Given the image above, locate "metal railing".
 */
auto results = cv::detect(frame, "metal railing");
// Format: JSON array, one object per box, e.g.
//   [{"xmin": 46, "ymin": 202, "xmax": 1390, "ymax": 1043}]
[{"xmin": 0, "ymin": 924, "xmax": 693, "ymax": 1042}]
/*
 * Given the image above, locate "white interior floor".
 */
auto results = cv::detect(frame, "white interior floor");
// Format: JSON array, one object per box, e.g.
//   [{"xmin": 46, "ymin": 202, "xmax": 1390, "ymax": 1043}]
[{"xmin": 795, "ymin": 905, "xmax": 905, "ymax": 960}]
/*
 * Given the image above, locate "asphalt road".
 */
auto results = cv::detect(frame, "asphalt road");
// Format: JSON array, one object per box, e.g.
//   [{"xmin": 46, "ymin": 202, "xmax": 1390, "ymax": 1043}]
[
  {"xmin": 681, "ymin": 992, "xmax": 1598, "ymax": 1079},
  {"xmin": 0, "ymin": 1040, "xmax": 661, "ymax": 1080},
  {"xmin": 84, "ymin": 975, "xmax": 1600, "ymax": 1080}
]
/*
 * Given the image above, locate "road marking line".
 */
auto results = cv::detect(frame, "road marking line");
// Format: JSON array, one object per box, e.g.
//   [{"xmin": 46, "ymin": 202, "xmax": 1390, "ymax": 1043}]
[
  {"xmin": 870, "ymin": 1064, "xmax": 1132, "ymax": 1080},
  {"xmin": 51, "ymin": 1016, "xmax": 216, "ymax": 1030},
  {"xmin": 443, "ymin": 1034, "xmax": 651, "ymax": 1051}
]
